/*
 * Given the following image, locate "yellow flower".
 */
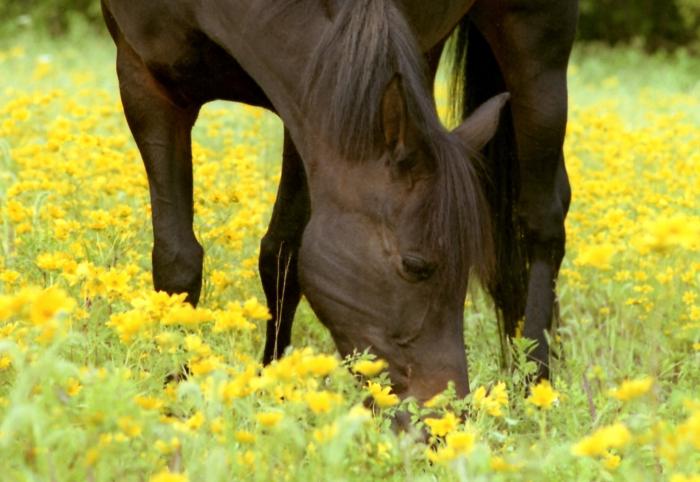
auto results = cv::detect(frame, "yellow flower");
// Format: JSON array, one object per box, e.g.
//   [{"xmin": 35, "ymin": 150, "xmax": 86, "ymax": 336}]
[
  {"xmin": 425, "ymin": 430, "xmax": 476, "ymax": 463},
  {"xmin": 209, "ymin": 417, "xmax": 225, "ymax": 435},
  {"xmin": 425, "ymin": 411, "xmax": 459, "ymax": 437},
  {"xmin": 602, "ymin": 451, "xmax": 621, "ymax": 470},
  {"xmin": 183, "ymin": 335, "xmax": 211, "ymax": 356},
  {"xmin": 98, "ymin": 269, "xmax": 131, "ymax": 298},
  {"xmin": 85, "ymin": 209, "xmax": 111, "ymax": 230},
  {"xmin": 212, "ymin": 305, "xmax": 255, "ymax": 332},
  {"xmin": 445, "ymin": 430, "xmax": 476, "ymax": 456},
  {"xmin": 189, "ymin": 355, "xmax": 222, "ymax": 376},
  {"xmin": 256, "ymin": 411, "xmax": 283, "ymax": 427},
  {"xmin": 678, "ymin": 410, "xmax": 700, "ymax": 450},
  {"xmin": 117, "ymin": 416, "xmax": 142, "ymax": 438},
  {"xmin": 352, "ymin": 358, "xmax": 388, "ymax": 377},
  {"xmin": 242, "ymin": 297, "xmax": 271, "ymax": 320},
  {"xmin": 366, "ymin": 381, "xmax": 400, "ymax": 408},
  {"xmin": 0, "ymin": 269, "xmax": 20, "ymax": 285},
  {"xmin": 85, "ymin": 447, "xmax": 100, "ymax": 466},
  {"xmin": 527, "ymin": 380, "xmax": 559, "ymax": 410},
  {"xmin": 134, "ymin": 395, "xmax": 164, "ymax": 411},
  {"xmin": 303, "ymin": 354, "xmax": 339, "ymax": 377},
  {"xmin": 608, "ymin": 377, "xmax": 653, "ymax": 401},
  {"xmin": 29, "ymin": 286, "xmax": 75, "ymax": 326},
  {"xmin": 574, "ymin": 243, "xmax": 616, "ymax": 270},
  {"xmin": 305, "ymin": 390, "xmax": 338, "ymax": 414},
  {"xmin": 635, "ymin": 215, "xmax": 700, "ymax": 253},
  {"xmin": 154, "ymin": 438, "xmax": 181, "ymax": 455},
  {"xmin": 571, "ymin": 422, "xmax": 632, "ymax": 457},
  {"xmin": 347, "ymin": 404, "xmax": 372, "ymax": 421},
  {"xmin": 490, "ymin": 455, "xmax": 520, "ymax": 472},
  {"xmin": 490, "ymin": 382, "xmax": 509, "ymax": 406},
  {"xmin": 683, "ymin": 291, "xmax": 697, "ymax": 306},
  {"xmin": 424, "ymin": 392, "xmax": 449, "ymax": 409},
  {"xmin": 36, "ymin": 252, "xmax": 67, "ymax": 271},
  {"xmin": 473, "ymin": 382, "xmax": 508, "ymax": 417},
  {"xmin": 162, "ymin": 304, "xmax": 212, "ymax": 326},
  {"xmin": 155, "ymin": 332, "xmax": 179, "ymax": 350},
  {"xmin": 66, "ymin": 378, "xmax": 82, "ymax": 397},
  {"xmin": 425, "ymin": 446, "xmax": 455, "ymax": 464},
  {"xmin": 235, "ymin": 430, "xmax": 256, "ymax": 444},
  {"xmin": 373, "ymin": 441, "xmax": 391, "ymax": 460},
  {"xmin": 107, "ymin": 311, "xmax": 146, "ymax": 343},
  {"xmin": 670, "ymin": 474, "xmax": 700, "ymax": 482},
  {"xmin": 236, "ymin": 450, "xmax": 256, "ymax": 467},
  {"xmin": 313, "ymin": 423, "xmax": 339, "ymax": 443},
  {"xmin": 185, "ymin": 411, "xmax": 205, "ymax": 431},
  {"xmin": 149, "ymin": 469, "xmax": 188, "ymax": 482},
  {"xmin": 210, "ymin": 270, "xmax": 230, "ymax": 290},
  {"xmin": 4, "ymin": 200, "xmax": 28, "ymax": 223}
]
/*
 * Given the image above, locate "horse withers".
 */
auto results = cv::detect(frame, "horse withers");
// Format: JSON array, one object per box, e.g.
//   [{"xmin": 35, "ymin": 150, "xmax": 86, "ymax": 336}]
[{"xmin": 102, "ymin": 0, "xmax": 508, "ymax": 403}]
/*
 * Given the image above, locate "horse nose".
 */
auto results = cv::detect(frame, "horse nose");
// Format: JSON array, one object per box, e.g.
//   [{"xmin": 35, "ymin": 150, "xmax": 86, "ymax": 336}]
[
  {"xmin": 389, "ymin": 409, "xmax": 430, "ymax": 442},
  {"xmin": 401, "ymin": 368, "xmax": 469, "ymax": 403}
]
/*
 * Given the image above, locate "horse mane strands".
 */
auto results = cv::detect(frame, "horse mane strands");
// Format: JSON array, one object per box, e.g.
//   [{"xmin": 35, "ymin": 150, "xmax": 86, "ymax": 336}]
[{"xmin": 304, "ymin": 0, "xmax": 438, "ymax": 159}]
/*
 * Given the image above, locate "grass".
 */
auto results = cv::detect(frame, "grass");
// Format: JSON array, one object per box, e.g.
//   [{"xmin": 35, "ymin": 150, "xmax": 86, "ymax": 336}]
[{"xmin": 0, "ymin": 31, "xmax": 698, "ymax": 481}]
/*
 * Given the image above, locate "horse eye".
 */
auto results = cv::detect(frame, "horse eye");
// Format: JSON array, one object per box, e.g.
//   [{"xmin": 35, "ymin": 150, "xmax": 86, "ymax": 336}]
[
  {"xmin": 401, "ymin": 255, "xmax": 436, "ymax": 281},
  {"xmin": 395, "ymin": 153, "xmax": 417, "ymax": 173}
]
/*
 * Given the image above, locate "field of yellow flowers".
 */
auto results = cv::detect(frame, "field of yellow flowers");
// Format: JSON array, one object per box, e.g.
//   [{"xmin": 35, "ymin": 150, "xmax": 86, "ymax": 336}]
[{"xmin": 0, "ymin": 35, "xmax": 698, "ymax": 481}]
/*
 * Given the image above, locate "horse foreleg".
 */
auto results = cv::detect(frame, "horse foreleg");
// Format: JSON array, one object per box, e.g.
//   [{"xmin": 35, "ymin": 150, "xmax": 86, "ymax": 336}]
[
  {"xmin": 260, "ymin": 129, "xmax": 310, "ymax": 364},
  {"xmin": 497, "ymin": 71, "xmax": 571, "ymax": 381},
  {"xmin": 116, "ymin": 41, "xmax": 203, "ymax": 305},
  {"xmin": 519, "ymin": 150, "xmax": 571, "ymax": 381},
  {"xmin": 473, "ymin": 2, "xmax": 576, "ymax": 380}
]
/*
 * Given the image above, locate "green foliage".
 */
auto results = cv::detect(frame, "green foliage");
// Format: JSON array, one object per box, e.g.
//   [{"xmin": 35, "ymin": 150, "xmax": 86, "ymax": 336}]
[
  {"xmin": 0, "ymin": 0, "xmax": 102, "ymax": 37},
  {"xmin": 578, "ymin": 0, "xmax": 700, "ymax": 51},
  {"xmin": 1, "ymin": 0, "xmax": 700, "ymax": 51}
]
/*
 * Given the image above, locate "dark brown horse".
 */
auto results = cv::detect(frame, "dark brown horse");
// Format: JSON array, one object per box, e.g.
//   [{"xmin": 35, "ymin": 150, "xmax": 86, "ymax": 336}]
[{"xmin": 102, "ymin": 0, "xmax": 577, "ymax": 401}]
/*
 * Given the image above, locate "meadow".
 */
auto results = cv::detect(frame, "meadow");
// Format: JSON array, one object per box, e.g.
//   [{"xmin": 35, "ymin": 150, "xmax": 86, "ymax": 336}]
[{"xmin": 0, "ymin": 32, "xmax": 698, "ymax": 481}]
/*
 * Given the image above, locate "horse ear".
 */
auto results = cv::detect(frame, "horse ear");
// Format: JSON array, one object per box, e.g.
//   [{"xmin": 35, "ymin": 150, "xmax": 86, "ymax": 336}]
[
  {"xmin": 453, "ymin": 92, "xmax": 510, "ymax": 151},
  {"xmin": 381, "ymin": 75, "xmax": 407, "ymax": 151}
]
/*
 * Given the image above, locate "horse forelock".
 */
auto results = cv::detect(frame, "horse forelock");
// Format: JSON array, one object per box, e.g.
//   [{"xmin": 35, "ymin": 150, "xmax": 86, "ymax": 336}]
[{"xmin": 301, "ymin": 1, "xmax": 427, "ymax": 157}]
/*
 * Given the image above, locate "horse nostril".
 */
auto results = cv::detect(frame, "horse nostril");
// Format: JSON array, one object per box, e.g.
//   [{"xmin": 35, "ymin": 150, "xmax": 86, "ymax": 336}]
[{"xmin": 401, "ymin": 255, "xmax": 436, "ymax": 281}]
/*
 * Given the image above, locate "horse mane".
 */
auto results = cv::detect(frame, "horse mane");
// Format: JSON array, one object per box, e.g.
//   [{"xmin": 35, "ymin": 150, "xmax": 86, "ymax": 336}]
[
  {"xmin": 306, "ymin": 0, "xmax": 430, "ymax": 158},
  {"xmin": 259, "ymin": 0, "xmax": 494, "ymax": 287}
]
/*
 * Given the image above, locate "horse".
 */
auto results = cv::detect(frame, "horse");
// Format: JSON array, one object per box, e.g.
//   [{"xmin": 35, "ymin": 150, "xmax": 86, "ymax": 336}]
[{"xmin": 102, "ymin": 0, "xmax": 577, "ymax": 402}]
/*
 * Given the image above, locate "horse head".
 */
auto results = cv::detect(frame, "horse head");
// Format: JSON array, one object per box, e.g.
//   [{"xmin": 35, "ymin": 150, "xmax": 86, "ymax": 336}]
[{"xmin": 295, "ymin": 1, "xmax": 508, "ymax": 402}]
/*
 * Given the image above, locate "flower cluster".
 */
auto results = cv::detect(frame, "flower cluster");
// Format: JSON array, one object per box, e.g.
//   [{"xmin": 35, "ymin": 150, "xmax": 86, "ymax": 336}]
[{"xmin": 0, "ymin": 40, "xmax": 698, "ymax": 481}]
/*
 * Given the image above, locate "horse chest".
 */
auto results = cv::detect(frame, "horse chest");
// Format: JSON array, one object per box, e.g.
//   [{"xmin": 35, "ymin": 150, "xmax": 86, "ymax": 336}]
[{"xmin": 144, "ymin": 31, "xmax": 271, "ymax": 108}]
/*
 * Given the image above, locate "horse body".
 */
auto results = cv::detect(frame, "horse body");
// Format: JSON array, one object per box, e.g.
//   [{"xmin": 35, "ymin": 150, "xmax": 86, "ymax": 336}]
[
  {"xmin": 103, "ymin": 0, "xmax": 577, "ymax": 402},
  {"xmin": 102, "ymin": 1, "xmax": 325, "ymax": 124}
]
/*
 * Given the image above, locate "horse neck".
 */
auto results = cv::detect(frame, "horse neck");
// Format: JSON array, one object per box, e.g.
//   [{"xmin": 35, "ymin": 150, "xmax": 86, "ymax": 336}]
[{"xmin": 196, "ymin": 0, "xmax": 330, "ymax": 161}]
